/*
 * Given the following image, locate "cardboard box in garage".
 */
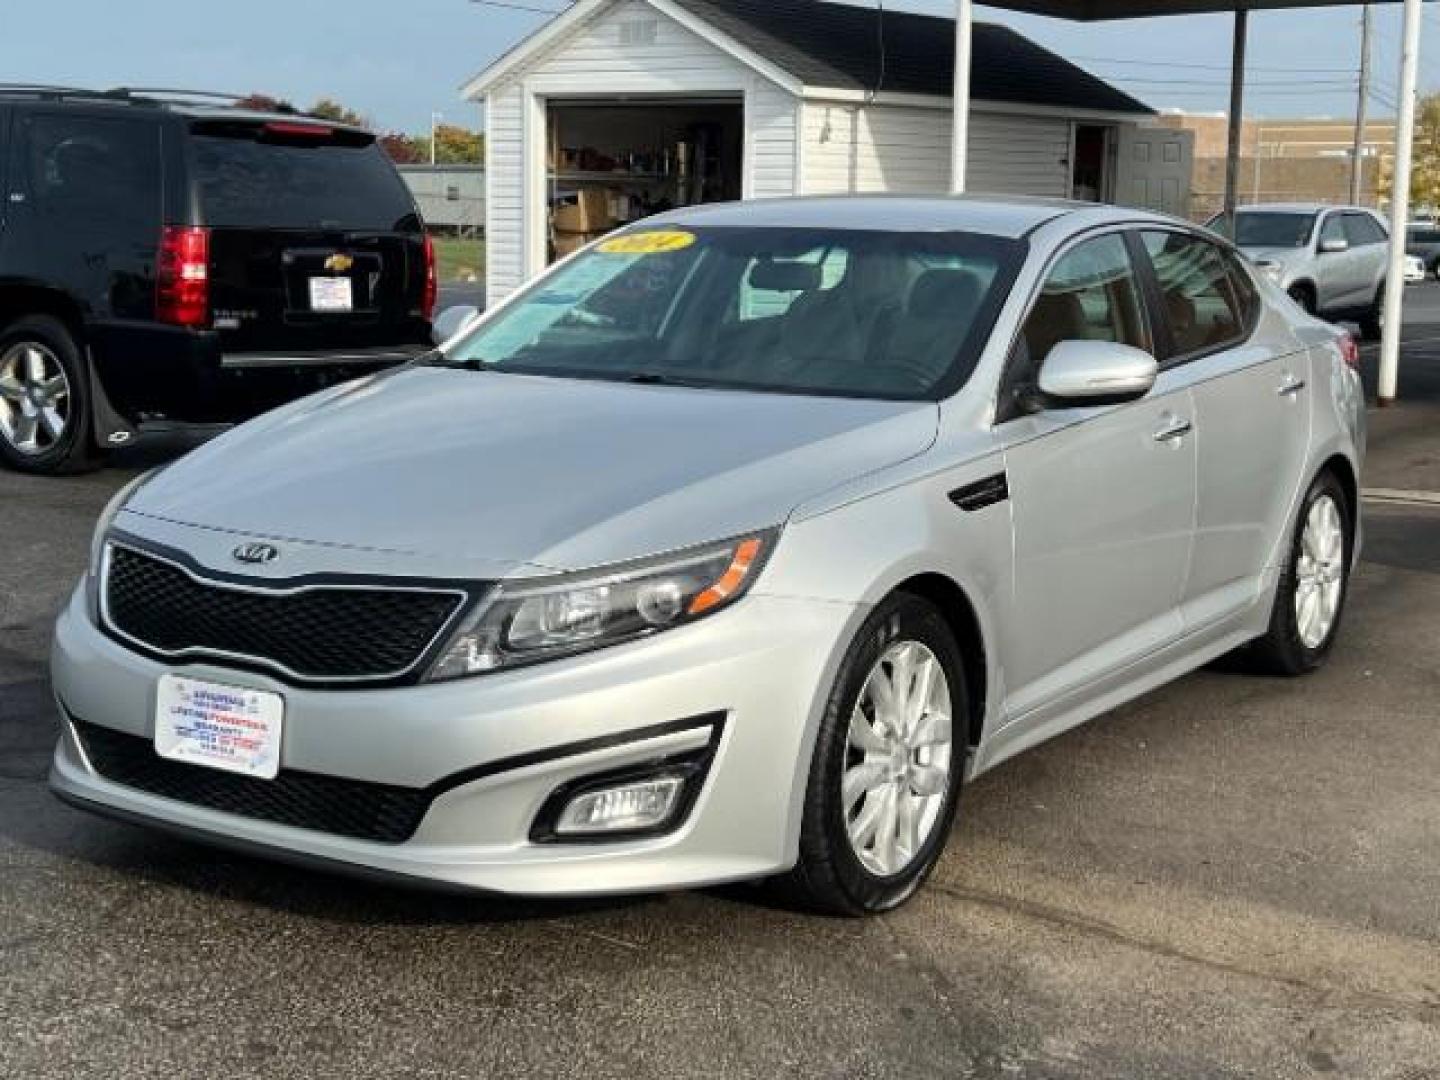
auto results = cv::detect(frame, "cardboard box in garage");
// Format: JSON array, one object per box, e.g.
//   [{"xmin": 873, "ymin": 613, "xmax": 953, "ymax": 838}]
[
  {"xmin": 553, "ymin": 188, "xmax": 615, "ymax": 234},
  {"xmin": 553, "ymin": 231, "xmax": 607, "ymax": 258}
]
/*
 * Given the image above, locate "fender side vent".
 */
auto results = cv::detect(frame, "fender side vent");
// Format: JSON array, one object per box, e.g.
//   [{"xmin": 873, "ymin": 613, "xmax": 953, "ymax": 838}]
[{"xmin": 949, "ymin": 472, "xmax": 1009, "ymax": 512}]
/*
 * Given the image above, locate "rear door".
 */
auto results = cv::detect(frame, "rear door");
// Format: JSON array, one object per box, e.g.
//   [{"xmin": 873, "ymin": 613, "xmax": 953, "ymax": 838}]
[
  {"xmin": 186, "ymin": 119, "xmax": 429, "ymax": 352},
  {"xmin": 1139, "ymin": 228, "xmax": 1312, "ymax": 630},
  {"xmin": 1316, "ymin": 210, "xmax": 1368, "ymax": 311},
  {"xmin": 1342, "ymin": 211, "xmax": 1389, "ymax": 302}
]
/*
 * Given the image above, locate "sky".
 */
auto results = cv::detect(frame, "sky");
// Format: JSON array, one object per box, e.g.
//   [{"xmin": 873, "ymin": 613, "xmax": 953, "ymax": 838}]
[{"xmin": 1, "ymin": 1, "xmax": 1437, "ymax": 134}]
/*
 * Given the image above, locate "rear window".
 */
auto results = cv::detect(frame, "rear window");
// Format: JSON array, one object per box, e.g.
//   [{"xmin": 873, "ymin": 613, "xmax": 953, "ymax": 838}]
[
  {"xmin": 190, "ymin": 124, "xmax": 418, "ymax": 232},
  {"xmin": 1213, "ymin": 211, "xmax": 1319, "ymax": 249}
]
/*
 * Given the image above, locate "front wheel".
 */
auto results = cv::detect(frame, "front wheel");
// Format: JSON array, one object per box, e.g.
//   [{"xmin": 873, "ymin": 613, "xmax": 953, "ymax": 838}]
[
  {"xmin": 772, "ymin": 593, "xmax": 966, "ymax": 915},
  {"xmin": 1250, "ymin": 472, "xmax": 1353, "ymax": 676}
]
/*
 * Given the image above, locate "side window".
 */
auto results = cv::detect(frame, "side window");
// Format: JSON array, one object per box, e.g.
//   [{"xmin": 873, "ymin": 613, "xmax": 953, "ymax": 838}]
[
  {"xmin": 23, "ymin": 114, "xmax": 160, "ymax": 227},
  {"xmin": 738, "ymin": 246, "xmax": 849, "ymax": 322},
  {"xmin": 1017, "ymin": 233, "xmax": 1150, "ymax": 378},
  {"xmin": 1319, "ymin": 213, "xmax": 1346, "ymax": 248},
  {"xmin": 1140, "ymin": 231, "xmax": 1245, "ymax": 359},
  {"xmin": 1224, "ymin": 251, "xmax": 1261, "ymax": 328},
  {"xmin": 1343, "ymin": 213, "xmax": 1386, "ymax": 247}
]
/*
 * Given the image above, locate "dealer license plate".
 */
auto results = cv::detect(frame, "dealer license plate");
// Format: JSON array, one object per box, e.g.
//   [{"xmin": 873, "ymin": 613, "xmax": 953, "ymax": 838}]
[
  {"xmin": 154, "ymin": 674, "xmax": 284, "ymax": 780},
  {"xmin": 308, "ymin": 276, "xmax": 354, "ymax": 312}
]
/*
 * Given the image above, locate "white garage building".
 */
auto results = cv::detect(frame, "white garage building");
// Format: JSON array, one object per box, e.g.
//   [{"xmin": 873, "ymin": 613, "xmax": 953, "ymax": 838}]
[{"xmin": 464, "ymin": 0, "xmax": 1193, "ymax": 301}]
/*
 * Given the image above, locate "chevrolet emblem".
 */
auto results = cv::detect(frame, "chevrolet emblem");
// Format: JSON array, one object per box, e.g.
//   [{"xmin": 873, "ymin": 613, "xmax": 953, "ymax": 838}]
[{"xmin": 324, "ymin": 253, "xmax": 354, "ymax": 273}]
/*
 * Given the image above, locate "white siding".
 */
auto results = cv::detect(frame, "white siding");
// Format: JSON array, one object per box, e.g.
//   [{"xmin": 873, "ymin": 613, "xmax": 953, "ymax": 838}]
[
  {"xmin": 747, "ymin": 78, "xmax": 800, "ymax": 199},
  {"xmin": 485, "ymin": 83, "xmax": 526, "ymax": 299},
  {"xmin": 482, "ymin": 0, "xmax": 798, "ymax": 300},
  {"xmin": 801, "ymin": 102, "xmax": 1071, "ymax": 199}
]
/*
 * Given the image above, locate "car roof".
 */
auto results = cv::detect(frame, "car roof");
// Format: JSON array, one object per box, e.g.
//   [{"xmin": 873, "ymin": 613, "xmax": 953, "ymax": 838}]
[
  {"xmin": 0, "ymin": 87, "xmax": 369, "ymax": 135},
  {"xmin": 644, "ymin": 195, "xmax": 1177, "ymax": 239},
  {"xmin": 1236, "ymin": 203, "xmax": 1372, "ymax": 215}
]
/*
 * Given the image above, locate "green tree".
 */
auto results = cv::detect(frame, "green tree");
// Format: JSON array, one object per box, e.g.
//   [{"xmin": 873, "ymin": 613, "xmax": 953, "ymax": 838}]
[
  {"xmin": 308, "ymin": 98, "xmax": 369, "ymax": 128},
  {"xmin": 1380, "ymin": 91, "xmax": 1440, "ymax": 210},
  {"xmin": 430, "ymin": 123, "xmax": 484, "ymax": 164}
]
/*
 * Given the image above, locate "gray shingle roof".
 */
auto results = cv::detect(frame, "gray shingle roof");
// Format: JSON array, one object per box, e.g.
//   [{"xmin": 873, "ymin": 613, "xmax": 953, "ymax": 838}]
[{"xmin": 670, "ymin": 0, "xmax": 1153, "ymax": 114}]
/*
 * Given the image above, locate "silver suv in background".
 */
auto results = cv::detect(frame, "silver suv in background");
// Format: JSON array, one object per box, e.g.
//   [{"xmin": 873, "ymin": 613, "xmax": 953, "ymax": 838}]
[{"xmin": 1208, "ymin": 204, "xmax": 1390, "ymax": 338}]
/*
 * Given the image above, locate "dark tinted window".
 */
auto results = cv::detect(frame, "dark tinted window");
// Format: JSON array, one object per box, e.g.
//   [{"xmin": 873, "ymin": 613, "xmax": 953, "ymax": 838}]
[
  {"xmin": 24, "ymin": 113, "xmax": 160, "ymax": 226},
  {"xmin": 1224, "ymin": 251, "xmax": 1261, "ymax": 328},
  {"xmin": 1343, "ymin": 212, "xmax": 1387, "ymax": 246},
  {"xmin": 1141, "ymin": 231, "xmax": 1245, "ymax": 359},
  {"xmin": 191, "ymin": 126, "xmax": 417, "ymax": 231},
  {"xmin": 1216, "ymin": 211, "xmax": 1317, "ymax": 248}
]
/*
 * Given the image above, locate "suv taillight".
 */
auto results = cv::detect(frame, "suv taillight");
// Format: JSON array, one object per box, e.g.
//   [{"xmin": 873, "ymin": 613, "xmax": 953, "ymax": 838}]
[
  {"xmin": 1339, "ymin": 332, "xmax": 1361, "ymax": 371},
  {"xmin": 156, "ymin": 226, "xmax": 210, "ymax": 328},
  {"xmin": 422, "ymin": 233, "xmax": 438, "ymax": 321}
]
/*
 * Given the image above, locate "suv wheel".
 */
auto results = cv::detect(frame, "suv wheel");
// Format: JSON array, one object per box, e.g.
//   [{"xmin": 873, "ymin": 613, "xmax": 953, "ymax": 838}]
[
  {"xmin": 1250, "ymin": 472, "xmax": 1352, "ymax": 676},
  {"xmin": 1359, "ymin": 284, "xmax": 1385, "ymax": 341},
  {"xmin": 772, "ymin": 593, "xmax": 966, "ymax": 915},
  {"xmin": 0, "ymin": 316, "xmax": 99, "ymax": 474},
  {"xmin": 1287, "ymin": 284, "xmax": 1316, "ymax": 316}
]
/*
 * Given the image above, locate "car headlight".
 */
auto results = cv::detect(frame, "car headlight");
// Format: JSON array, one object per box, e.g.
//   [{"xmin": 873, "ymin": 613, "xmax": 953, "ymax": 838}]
[{"xmin": 426, "ymin": 531, "xmax": 776, "ymax": 681}]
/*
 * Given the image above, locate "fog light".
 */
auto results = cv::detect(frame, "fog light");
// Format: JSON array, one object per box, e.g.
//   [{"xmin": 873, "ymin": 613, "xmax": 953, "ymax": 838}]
[{"xmin": 555, "ymin": 776, "xmax": 685, "ymax": 836}]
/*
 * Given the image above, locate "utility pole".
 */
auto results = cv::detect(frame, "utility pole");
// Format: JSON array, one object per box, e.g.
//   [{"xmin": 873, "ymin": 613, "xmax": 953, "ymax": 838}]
[
  {"xmin": 1222, "ymin": 10, "xmax": 1249, "ymax": 231},
  {"xmin": 1351, "ymin": 5, "xmax": 1373, "ymax": 204}
]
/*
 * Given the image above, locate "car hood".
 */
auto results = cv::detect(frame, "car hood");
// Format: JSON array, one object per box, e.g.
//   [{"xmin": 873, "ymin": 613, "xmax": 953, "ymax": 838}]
[{"xmin": 127, "ymin": 366, "xmax": 939, "ymax": 572}]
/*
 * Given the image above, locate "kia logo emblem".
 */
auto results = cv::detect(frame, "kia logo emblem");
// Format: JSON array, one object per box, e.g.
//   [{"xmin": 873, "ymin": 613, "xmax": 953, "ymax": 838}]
[{"xmin": 232, "ymin": 542, "xmax": 280, "ymax": 566}]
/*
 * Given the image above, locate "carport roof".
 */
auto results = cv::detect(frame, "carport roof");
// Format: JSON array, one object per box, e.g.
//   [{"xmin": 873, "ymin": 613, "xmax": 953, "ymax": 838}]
[
  {"xmin": 670, "ymin": 0, "xmax": 1152, "ymax": 113},
  {"xmin": 982, "ymin": 0, "xmax": 1403, "ymax": 16}
]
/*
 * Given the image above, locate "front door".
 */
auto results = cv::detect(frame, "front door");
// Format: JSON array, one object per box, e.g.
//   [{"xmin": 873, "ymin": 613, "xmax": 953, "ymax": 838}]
[
  {"xmin": 994, "ymin": 231, "xmax": 1197, "ymax": 723},
  {"xmin": 1316, "ymin": 210, "xmax": 1369, "ymax": 311}
]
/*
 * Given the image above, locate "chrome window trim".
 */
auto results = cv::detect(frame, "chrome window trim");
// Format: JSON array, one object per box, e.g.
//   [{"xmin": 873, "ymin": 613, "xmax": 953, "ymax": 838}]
[{"xmin": 98, "ymin": 540, "xmax": 472, "ymax": 686}]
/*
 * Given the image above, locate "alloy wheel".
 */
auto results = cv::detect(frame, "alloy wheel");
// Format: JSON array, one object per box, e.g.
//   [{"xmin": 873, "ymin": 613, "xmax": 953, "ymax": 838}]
[
  {"xmin": 1295, "ymin": 494, "xmax": 1345, "ymax": 649},
  {"xmin": 842, "ymin": 640, "xmax": 953, "ymax": 877},
  {"xmin": 0, "ymin": 342, "xmax": 71, "ymax": 456}
]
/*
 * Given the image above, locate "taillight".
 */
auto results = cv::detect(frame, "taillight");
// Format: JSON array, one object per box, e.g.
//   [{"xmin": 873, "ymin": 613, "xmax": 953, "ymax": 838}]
[
  {"xmin": 156, "ymin": 226, "xmax": 210, "ymax": 328},
  {"xmin": 1338, "ymin": 332, "xmax": 1361, "ymax": 371},
  {"xmin": 422, "ymin": 233, "xmax": 438, "ymax": 320}
]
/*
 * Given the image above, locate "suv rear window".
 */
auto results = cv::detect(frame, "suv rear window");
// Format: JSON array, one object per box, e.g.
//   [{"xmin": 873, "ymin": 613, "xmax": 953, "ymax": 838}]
[{"xmin": 190, "ymin": 124, "xmax": 418, "ymax": 232}]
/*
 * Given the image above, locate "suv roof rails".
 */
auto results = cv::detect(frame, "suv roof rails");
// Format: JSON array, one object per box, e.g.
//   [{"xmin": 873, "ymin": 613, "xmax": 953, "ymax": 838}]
[{"xmin": 106, "ymin": 87, "xmax": 250, "ymax": 104}]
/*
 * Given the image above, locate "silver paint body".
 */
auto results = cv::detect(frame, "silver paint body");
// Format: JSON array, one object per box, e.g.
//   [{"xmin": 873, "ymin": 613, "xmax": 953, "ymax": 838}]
[
  {"xmin": 1228, "ymin": 202, "xmax": 1390, "ymax": 316},
  {"xmin": 50, "ymin": 198, "xmax": 1366, "ymax": 895}
]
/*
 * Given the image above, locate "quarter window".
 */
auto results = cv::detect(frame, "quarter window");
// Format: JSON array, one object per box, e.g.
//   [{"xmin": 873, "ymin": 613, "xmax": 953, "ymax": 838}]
[
  {"xmin": 24, "ymin": 114, "xmax": 160, "ymax": 227},
  {"xmin": 1139, "ymin": 231, "xmax": 1245, "ymax": 359},
  {"xmin": 1016, "ymin": 233, "xmax": 1150, "ymax": 378}
]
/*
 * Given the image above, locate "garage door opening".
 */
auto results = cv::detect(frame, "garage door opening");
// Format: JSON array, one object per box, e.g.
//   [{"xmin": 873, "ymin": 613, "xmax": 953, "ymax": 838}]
[{"xmin": 546, "ymin": 98, "xmax": 743, "ymax": 263}]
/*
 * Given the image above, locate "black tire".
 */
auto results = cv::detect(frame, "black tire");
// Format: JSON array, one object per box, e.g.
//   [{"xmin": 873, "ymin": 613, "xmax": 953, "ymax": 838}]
[
  {"xmin": 1288, "ymin": 284, "xmax": 1317, "ymax": 316},
  {"xmin": 0, "ymin": 315, "xmax": 100, "ymax": 475},
  {"xmin": 1359, "ymin": 284, "xmax": 1385, "ymax": 341},
  {"xmin": 770, "ymin": 593, "xmax": 968, "ymax": 916},
  {"xmin": 1249, "ymin": 471, "xmax": 1353, "ymax": 677}
]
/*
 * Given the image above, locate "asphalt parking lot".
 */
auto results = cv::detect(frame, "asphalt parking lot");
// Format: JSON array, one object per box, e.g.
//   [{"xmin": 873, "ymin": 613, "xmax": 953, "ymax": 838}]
[{"xmin": 3, "ymin": 294, "xmax": 1439, "ymax": 1079}]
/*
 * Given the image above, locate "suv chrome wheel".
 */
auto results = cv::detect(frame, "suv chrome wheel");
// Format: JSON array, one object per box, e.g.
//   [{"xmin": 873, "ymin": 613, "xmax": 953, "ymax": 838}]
[
  {"xmin": 0, "ymin": 342, "xmax": 71, "ymax": 456},
  {"xmin": 1295, "ymin": 493, "xmax": 1345, "ymax": 649},
  {"xmin": 843, "ymin": 640, "xmax": 953, "ymax": 877}
]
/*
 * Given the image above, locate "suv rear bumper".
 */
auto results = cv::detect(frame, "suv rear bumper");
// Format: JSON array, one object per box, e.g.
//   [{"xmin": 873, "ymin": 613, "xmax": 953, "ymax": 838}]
[{"xmin": 89, "ymin": 321, "xmax": 430, "ymax": 424}]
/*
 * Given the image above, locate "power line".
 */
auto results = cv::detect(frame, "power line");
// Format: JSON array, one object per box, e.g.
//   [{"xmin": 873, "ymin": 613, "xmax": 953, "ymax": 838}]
[{"xmin": 468, "ymin": 0, "xmax": 568, "ymax": 14}]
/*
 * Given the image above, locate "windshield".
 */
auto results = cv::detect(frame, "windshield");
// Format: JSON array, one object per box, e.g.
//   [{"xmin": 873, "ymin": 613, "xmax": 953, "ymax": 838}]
[
  {"xmin": 191, "ymin": 125, "xmax": 419, "ymax": 232},
  {"xmin": 1210, "ymin": 211, "xmax": 1319, "ymax": 249},
  {"xmin": 444, "ymin": 227, "xmax": 1023, "ymax": 399}
]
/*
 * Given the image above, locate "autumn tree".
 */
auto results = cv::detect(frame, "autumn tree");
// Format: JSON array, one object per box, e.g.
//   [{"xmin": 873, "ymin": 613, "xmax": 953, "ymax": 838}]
[
  {"xmin": 1379, "ymin": 91, "xmax": 1440, "ymax": 210},
  {"xmin": 309, "ymin": 98, "xmax": 370, "ymax": 128},
  {"xmin": 378, "ymin": 132, "xmax": 426, "ymax": 164}
]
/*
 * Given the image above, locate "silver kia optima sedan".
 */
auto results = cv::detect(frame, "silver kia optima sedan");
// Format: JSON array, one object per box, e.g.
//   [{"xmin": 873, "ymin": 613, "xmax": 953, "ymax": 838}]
[{"xmin": 50, "ymin": 198, "xmax": 1365, "ymax": 915}]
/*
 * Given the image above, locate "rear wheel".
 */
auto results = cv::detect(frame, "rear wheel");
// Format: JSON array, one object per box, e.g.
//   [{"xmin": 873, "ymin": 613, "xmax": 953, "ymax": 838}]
[
  {"xmin": 1250, "ymin": 472, "xmax": 1352, "ymax": 676},
  {"xmin": 0, "ymin": 316, "xmax": 99, "ymax": 475},
  {"xmin": 772, "ymin": 593, "xmax": 966, "ymax": 916}
]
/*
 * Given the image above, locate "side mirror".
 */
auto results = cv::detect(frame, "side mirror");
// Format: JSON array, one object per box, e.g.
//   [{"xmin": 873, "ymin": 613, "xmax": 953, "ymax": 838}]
[
  {"xmin": 431, "ymin": 304, "xmax": 482, "ymax": 345},
  {"xmin": 1037, "ymin": 340, "xmax": 1158, "ymax": 407},
  {"xmin": 1319, "ymin": 237, "xmax": 1350, "ymax": 254}
]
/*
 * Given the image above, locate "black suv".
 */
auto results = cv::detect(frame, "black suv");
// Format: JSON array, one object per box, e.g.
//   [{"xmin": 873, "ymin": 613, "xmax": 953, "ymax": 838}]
[{"xmin": 0, "ymin": 87, "xmax": 436, "ymax": 474}]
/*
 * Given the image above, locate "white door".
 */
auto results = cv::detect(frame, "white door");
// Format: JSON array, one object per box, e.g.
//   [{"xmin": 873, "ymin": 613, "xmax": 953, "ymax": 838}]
[{"xmin": 1116, "ymin": 126, "xmax": 1194, "ymax": 218}]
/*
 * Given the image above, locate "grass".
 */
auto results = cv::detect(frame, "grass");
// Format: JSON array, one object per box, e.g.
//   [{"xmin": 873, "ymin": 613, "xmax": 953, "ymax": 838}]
[{"xmin": 431, "ymin": 236, "xmax": 486, "ymax": 283}]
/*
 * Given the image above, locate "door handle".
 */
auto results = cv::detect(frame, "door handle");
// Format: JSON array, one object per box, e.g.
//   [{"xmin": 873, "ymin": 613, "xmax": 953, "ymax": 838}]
[
  {"xmin": 1153, "ymin": 416, "xmax": 1193, "ymax": 443},
  {"xmin": 1278, "ymin": 374, "xmax": 1307, "ymax": 396}
]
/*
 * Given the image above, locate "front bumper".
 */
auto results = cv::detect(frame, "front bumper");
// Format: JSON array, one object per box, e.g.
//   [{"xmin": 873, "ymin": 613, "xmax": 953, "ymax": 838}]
[{"xmin": 49, "ymin": 584, "xmax": 858, "ymax": 896}]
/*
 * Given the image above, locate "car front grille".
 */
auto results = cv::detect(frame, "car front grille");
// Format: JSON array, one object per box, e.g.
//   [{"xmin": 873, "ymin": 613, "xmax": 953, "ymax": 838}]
[
  {"xmin": 102, "ymin": 544, "xmax": 468, "ymax": 685},
  {"xmin": 72, "ymin": 719, "xmax": 432, "ymax": 843}
]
